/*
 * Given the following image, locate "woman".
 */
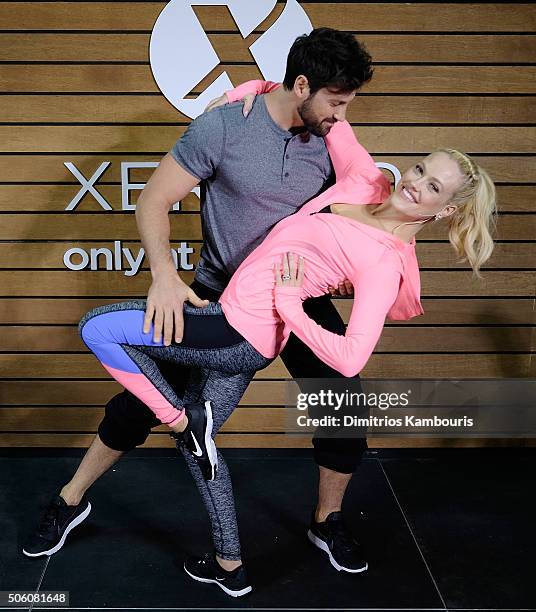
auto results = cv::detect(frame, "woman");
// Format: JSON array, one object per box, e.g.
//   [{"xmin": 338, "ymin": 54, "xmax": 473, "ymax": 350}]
[{"xmin": 78, "ymin": 80, "xmax": 497, "ymax": 596}]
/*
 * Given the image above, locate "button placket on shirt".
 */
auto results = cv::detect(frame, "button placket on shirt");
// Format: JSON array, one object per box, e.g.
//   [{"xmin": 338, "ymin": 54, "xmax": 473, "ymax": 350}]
[{"xmin": 282, "ymin": 136, "xmax": 292, "ymax": 181}]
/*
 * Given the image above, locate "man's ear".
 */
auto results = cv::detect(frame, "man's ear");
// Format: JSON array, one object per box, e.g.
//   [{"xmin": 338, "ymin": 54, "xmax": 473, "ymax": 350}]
[{"xmin": 294, "ymin": 75, "xmax": 310, "ymax": 99}]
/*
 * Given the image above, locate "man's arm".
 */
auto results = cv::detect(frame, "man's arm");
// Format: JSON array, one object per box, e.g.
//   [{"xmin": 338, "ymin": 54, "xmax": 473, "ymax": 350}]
[
  {"xmin": 137, "ymin": 104, "xmax": 225, "ymax": 345},
  {"xmin": 136, "ymin": 152, "xmax": 209, "ymax": 346}
]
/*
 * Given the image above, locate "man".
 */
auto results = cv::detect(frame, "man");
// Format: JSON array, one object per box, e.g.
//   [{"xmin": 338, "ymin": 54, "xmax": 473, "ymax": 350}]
[{"xmin": 24, "ymin": 27, "xmax": 374, "ymax": 588}]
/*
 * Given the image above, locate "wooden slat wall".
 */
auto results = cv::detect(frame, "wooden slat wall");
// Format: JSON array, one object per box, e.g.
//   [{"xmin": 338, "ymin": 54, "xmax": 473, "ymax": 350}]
[{"xmin": 0, "ymin": 2, "xmax": 534, "ymax": 449}]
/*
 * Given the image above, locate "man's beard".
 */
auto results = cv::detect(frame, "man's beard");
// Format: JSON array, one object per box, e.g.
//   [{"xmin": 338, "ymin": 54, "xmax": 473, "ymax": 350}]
[{"xmin": 298, "ymin": 95, "xmax": 334, "ymax": 137}]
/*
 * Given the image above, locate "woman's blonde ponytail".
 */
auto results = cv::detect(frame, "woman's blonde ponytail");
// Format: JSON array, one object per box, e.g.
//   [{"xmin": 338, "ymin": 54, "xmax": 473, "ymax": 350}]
[{"xmin": 438, "ymin": 149, "xmax": 498, "ymax": 277}]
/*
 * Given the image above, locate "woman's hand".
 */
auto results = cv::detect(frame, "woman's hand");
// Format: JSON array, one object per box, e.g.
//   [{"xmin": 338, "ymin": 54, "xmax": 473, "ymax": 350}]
[
  {"xmin": 204, "ymin": 92, "xmax": 256, "ymax": 117},
  {"xmin": 204, "ymin": 93, "xmax": 228, "ymax": 112},
  {"xmin": 275, "ymin": 252, "xmax": 304, "ymax": 288},
  {"xmin": 328, "ymin": 279, "xmax": 354, "ymax": 297}
]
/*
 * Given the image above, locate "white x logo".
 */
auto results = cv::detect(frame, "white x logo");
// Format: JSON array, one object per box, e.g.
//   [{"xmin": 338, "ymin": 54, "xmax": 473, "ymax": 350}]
[{"xmin": 64, "ymin": 161, "xmax": 112, "ymax": 211}]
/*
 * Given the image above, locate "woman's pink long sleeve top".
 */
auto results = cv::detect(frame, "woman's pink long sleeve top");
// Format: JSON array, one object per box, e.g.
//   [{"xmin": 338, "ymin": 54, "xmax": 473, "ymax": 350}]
[{"xmin": 218, "ymin": 81, "xmax": 423, "ymax": 377}]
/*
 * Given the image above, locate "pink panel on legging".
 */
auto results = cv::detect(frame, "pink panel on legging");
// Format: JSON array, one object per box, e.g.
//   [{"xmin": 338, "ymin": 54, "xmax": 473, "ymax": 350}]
[{"xmin": 100, "ymin": 363, "xmax": 184, "ymax": 428}]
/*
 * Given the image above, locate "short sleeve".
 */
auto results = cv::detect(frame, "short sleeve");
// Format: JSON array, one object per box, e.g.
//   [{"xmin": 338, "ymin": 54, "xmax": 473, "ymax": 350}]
[{"xmin": 170, "ymin": 110, "xmax": 225, "ymax": 181}]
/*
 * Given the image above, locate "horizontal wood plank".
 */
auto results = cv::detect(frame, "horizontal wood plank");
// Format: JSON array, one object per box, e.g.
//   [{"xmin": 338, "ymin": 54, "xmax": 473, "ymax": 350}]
[
  {"xmin": 2, "ymin": 33, "xmax": 535, "ymax": 64},
  {"xmin": 0, "ymin": 270, "xmax": 534, "ymax": 298},
  {"xmin": 2, "ymin": 432, "xmax": 526, "ymax": 449},
  {"xmin": 1, "ymin": 213, "xmax": 533, "ymax": 241},
  {"xmin": 0, "ymin": 406, "xmax": 285, "ymax": 433},
  {"xmin": 0, "ymin": 3, "xmax": 533, "ymax": 33},
  {"xmin": 0, "ymin": 241, "xmax": 534, "ymax": 270},
  {"xmin": 0, "ymin": 325, "xmax": 532, "ymax": 353},
  {"xmin": 0, "ymin": 268, "xmax": 534, "ymax": 298},
  {"xmin": 2, "ymin": 65, "xmax": 534, "ymax": 95},
  {"xmin": 2, "ymin": 96, "xmax": 534, "ymax": 125},
  {"xmin": 1, "ymin": 125, "xmax": 533, "ymax": 154},
  {"xmin": 1, "ymin": 160, "xmax": 535, "ymax": 204},
  {"xmin": 1, "ymin": 298, "xmax": 533, "ymax": 326},
  {"xmin": 413, "ymin": 242, "xmax": 536, "ymax": 269},
  {"xmin": 0, "ymin": 353, "xmax": 531, "ymax": 378},
  {"xmin": 0, "ymin": 184, "xmax": 201, "ymax": 213},
  {"xmin": 0, "ymin": 212, "xmax": 203, "ymax": 240},
  {"xmin": 0, "ymin": 380, "xmax": 287, "ymax": 406},
  {"xmin": 0, "ymin": 432, "xmax": 308, "ymax": 448},
  {"xmin": 336, "ymin": 298, "xmax": 536, "ymax": 327},
  {"xmin": 380, "ymin": 158, "xmax": 536, "ymax": 186},
  {"xmin": 201, "ymin": 4, "xmax": 536, "ymax": 33}
]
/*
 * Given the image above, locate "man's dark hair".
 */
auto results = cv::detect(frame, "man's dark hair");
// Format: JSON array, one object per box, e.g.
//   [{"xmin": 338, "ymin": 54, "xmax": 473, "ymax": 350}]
[{"xmin": 282, "ymin": 27, "xmax": 373, "ymax": 94}]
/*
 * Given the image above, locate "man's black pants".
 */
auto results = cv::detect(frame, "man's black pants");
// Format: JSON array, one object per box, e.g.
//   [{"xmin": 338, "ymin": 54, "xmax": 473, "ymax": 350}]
[{"xmin": 98, "ymin": 280, "xmax": 367, "ymax": 474}]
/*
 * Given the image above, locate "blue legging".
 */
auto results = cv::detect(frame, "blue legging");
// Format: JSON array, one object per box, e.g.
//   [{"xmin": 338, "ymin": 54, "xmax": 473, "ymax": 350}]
[{"xmin": 79, "ymin": 299, "xmax": 272, "ymax": 560}]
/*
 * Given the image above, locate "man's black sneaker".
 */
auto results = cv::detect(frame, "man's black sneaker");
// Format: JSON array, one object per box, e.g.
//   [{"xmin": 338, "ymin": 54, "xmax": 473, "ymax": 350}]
[
  {"xmin": 170, "ymin": 400, "xmax": 218, "ymax": 481},
  {"xmin": 184, "ymin": 553, "xmax": 252, "ymax": 597},
  {"xmin": 22, "ymin": 493, "xmax": 91, "ymax": 557},
  {"xmin": 308, "ymin": 511, "xmax": 368, "ymax": 573}
]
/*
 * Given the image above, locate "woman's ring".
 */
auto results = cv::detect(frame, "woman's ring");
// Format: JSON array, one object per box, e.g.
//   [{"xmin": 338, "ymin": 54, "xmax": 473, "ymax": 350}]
[{"xmin": 281, "ymin": 274, "xmax": 291, "ymax": 281}]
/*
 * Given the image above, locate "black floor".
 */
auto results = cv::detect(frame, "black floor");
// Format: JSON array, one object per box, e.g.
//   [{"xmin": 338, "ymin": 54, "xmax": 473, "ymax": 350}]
[{"xmin": 1, "ymin": 447, "xmax": 535, "ymax": 612}]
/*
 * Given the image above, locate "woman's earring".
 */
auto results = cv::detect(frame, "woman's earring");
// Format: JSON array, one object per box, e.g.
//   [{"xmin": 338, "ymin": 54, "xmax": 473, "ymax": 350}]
[{"xmin": 435, "ymin": 213, "xmax": 443, "ymax": 220}]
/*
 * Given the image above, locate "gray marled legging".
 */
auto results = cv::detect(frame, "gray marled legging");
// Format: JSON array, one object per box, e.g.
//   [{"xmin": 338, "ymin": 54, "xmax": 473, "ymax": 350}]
[{"xmin": 79, "ymin": 299, "xmax": 273, "ymax": 560}]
